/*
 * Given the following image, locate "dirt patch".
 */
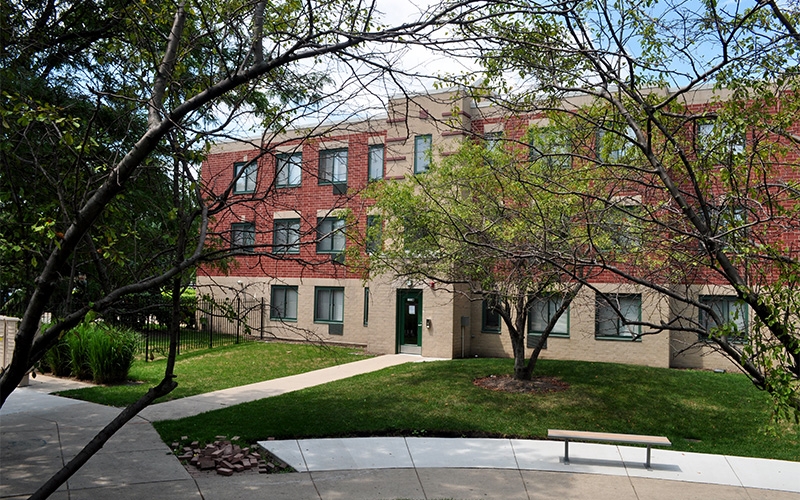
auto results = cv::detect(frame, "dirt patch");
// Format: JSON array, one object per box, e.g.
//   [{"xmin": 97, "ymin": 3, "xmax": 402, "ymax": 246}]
[{"xmin": 474, "ymin": 374, "xmax": 569, "ymax": 394}]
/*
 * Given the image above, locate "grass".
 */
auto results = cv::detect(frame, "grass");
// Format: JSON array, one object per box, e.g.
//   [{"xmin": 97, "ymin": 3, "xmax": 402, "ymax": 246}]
[
  {"xmin": 153, "ymin": 358, "xmax": 800, "ymax": 462},
  {"xmin": 56, "ymin": 341, "xmax": 368, "ymax": 406}
]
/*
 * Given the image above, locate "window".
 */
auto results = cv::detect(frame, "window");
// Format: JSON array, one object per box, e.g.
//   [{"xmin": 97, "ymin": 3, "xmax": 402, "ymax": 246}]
[
  {"xmin": 233, "ymin": 161, "xmax": 257, "ymax": 194},
  {"xmin": 319, "ymin": 148, "xmax": 347, "ymax": 184},
  {"xmin": 595, "ymin": 294, "xmax": 641, "ymax": 339},
  {"xmin": 276, "ymin": 152, "xmax": 302, "ymax": 187},
  {"xmin": 270, "ymin": 286, "xmax": 298, "ymax": 320},
  {"xmin": 231, "ymin": 222, "xmax": 255, "ymax": 253},
  {"xmin": 709, "ymin": 203, "xmax": 747, "ymax": 250},
  {"xmin": 481, "ymin": 297, "xmax": 502, "ymax": 333},
  {"xmin": 596, "ymin": 126, "xmax": 634, "ymax": 163},
  {"xmin": 530, "ymin": 127, "xmax": 572, "ymax": 169},
  {"xmin": 603, "ymin": 204, "xmax": 642, "ymax": 250},
  {"xmin": 366, "ymin": 215, "xmax": 382, "ymax": 254},
  {"xmin": 315, "ymin": 287, "xmax": 344, "ymax": 323},
  {"xmin": 699, "ymin": 295, "xmax": 747, "ymax": 341},
  {"xmin": 414, "ymin": 135, "xmax": 432, "ymax": 173},
  {"xmin": 484, "ymin": 131, "xmax": 502, "ymax": 151},
  {"xmin": 696, "ymin": 121, "xmax": 745, "ymax": 160},
  {"xmin": 363, "ymin": 287, "xmax": 370, "ymax": 326},
  {"xmin": 317, "ymin": 217, "xmax": 345, "ymax": 254},
  {"xmin": 273, "ymin": 219, "xmax": 300, "ymax": 254},
  {"xmin": 368, "ymin": 144, "xmax": 384, "ymax": 181},
  {"xmin": 528, "ymin": 296, "xmax": 569, "ymax": 336}
]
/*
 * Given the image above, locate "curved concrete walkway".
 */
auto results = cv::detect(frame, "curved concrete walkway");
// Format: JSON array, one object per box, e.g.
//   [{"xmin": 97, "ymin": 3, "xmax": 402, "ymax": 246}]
[{"xmin": 2, "ymin": 355, "xmax": 799, "ymax": 499}]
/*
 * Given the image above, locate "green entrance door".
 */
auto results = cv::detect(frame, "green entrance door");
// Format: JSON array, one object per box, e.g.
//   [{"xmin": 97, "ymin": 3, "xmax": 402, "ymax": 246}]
[{"xmin": 397, "ymin": 289, "xmax": 422, "ymax": 354}]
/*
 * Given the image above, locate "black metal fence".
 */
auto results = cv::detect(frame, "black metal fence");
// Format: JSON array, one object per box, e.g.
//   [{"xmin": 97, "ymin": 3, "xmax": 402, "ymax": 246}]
[{"xmin": 103, "ymin": 296, "xmax": 266, "ymax": 361}]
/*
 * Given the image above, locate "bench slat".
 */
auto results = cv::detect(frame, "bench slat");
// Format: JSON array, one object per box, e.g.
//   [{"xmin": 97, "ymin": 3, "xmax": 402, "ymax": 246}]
[{"xmin": 548, "ymin": 429, "xmax": 671, "ymax": 446}]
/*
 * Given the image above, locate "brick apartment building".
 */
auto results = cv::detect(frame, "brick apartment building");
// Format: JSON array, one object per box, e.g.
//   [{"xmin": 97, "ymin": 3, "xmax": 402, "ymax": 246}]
[{"xmin": 198, "ymin": 87, "xmax": 790, "ymax": 372}]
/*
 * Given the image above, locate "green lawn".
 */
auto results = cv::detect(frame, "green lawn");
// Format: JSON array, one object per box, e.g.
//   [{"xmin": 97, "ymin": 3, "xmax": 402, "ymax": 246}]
[
  {"xmin": 56, "ymin": 341, "xmax": 368, "ymax": 406},
  {"xmin": 154, "ymin": 358, "xmax": 800, "ymax": 462}
]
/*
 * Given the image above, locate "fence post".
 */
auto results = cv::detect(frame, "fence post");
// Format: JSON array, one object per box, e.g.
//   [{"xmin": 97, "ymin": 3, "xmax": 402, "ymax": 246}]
[
  {"xmin": 236, "ymin": 298, "xmax": 241, "ymax": 344},
  {"xmin": 209, "ymin": 300, "xmax": 214, "ymax": 349},
  {"xmin": 260, "ymin": 297, "xmax": 265, "ymax": 340}
]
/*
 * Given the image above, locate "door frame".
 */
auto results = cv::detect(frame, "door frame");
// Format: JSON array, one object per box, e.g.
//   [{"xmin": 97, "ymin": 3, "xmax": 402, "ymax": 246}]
[{"xmin": 396, "ymin": 289, "xmax": 423, "ymax": 354}]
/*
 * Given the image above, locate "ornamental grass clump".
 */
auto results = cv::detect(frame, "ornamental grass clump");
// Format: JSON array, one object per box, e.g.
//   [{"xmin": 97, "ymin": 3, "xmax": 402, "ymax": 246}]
[
  {"xmin": 85, "ymin": 323, "xmax": 140, "ymax": 384},
  {"xmin": 42, "ymin": 321, "xmax": 141, "ymax": 384}
]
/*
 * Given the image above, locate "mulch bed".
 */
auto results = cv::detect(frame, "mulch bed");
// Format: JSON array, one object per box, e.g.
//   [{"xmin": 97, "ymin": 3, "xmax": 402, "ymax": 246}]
[{"xmin": 473, "ymin": 374, "xmax": 569, "ymax": 394}]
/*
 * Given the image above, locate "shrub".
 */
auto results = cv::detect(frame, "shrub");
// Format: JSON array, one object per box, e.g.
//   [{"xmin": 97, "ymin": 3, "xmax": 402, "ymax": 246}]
[
  {"xmin": 41, "ymin": 321, "xmax": 141, "ymax": 384},
  {"xmin": 41, "ymin": 335, "xmax": 72, "ymax": 376},
  {"xmin": 67, "ymin": 325, "xmax": 93, "ymax": 380},
  {"xmin": 85, "ymin": 324, "xmax": 140, "ymax": 384}
]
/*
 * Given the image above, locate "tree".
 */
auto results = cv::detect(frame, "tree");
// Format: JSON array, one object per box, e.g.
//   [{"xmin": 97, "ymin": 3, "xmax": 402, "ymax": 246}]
[
  {"xmin": 366, "ymin": 131, "xmax": 588, "ymax": 380},
  {"xmin": 454, "ymin": 0, "xmax": 800, "ymax": 417},
  {"xmin": 0, "ymin": 0, "xmax": 504, "ymax": 496}
]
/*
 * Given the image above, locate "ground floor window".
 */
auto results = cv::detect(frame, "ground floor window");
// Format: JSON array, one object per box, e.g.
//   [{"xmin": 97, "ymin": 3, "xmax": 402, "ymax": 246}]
[
  {"xmin": 699, "ymin": 295, "xmax": 747, "ymax": 341},
  {"xmin": 270, "ymin": 285, "xmax": 298, "ymax": 321},
  {"xmin": 481, "ymin": 297, "xmax": 502, "ymax": 333},
  {"xmin": 528, "ymin": 295, "xmax": 569, "ymax": 337},
  {"xmin": 315, "ymin": 287, "xmax": 344, "ymax": 323},
  {"xmin": 595, "ymin": 293, "xmax": 641, "ymax": 339},
  {"xmin": 363, "ymin": 287, "xmax": 369, "ymax": 326}
]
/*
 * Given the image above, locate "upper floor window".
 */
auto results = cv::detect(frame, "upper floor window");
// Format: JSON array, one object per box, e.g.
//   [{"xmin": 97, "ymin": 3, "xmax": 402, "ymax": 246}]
[
  {"xmin": 368, "ymin": 144, "xmax": 384, "ymax": 181},
  {"xmin": 484, "ymin": 131, "xmax": 502, "ymax": 151},
  {"xmin": 317, "ymin": 217, "xmax": 346, "ymax": 254},
  {"xmin": 414, "ymin": 135, "xmax": 432, "ymax": 173},
  {"xmin": 596, "ymin": 126, "xmax": 635, "ymax": 163},
  {"xmin": 530, "ymin": 127, "xmax": 572, "ymax": 170},
  {"xmin": 233, "ymin": 161, "xmax": 257, "ymax": 194},
  {"xmin": 595, "ymin": 293, "xmax": 641, "ymax": 339},
  {"xmin": 273, "ymin": 218, "xmax": 300, "ymax": 254},
  {"xmin": 276, "ymin": 152, "xmax": 302, "ymax": 187},
  {"xmin": 366, "ymin": 215, "xmax": 382, "ymax": 254},
  {"xmin": 699, "ymin": 295, "xmax": 747, "ymax": 341},
  {"xmin": 696, "ymin": 120, "xmax": 745, "ymax": 161},
  {"xmin": 598, "ymin": 204, "xmax": 642, "ymax": 251},
  {"xmin": 529, "ymin": 295, "xmax": 569, "ymax": 337},
  {"xmin": 231, "ymin": 222, "xmax": 255, "ymax": 253},
  {"xmin": 319, "ymin": 148, "xmax": 348, "ymax": 184}
]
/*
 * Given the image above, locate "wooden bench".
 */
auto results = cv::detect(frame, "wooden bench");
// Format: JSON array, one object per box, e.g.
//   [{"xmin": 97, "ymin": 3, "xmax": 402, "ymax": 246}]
[{"xmin": 548, "ymin": 429, "xmax": 671, "ymax": 468}]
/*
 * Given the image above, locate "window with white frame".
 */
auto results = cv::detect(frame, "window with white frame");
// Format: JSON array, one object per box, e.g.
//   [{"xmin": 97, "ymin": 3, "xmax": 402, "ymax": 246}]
[
  {"xmin": 315, "ymin": 287, "xmax": 344, "ymax": 323},
  {"xmin": 319, "ymin": 148, "xmax": 347, "ymax": 184},
  {"xmin": 233, "ymin": 161, "xmax": 257, "ymax": 194},
  {"xmin": 276, "ymin": 152, "xmax": 302, "ymax": 187},
  {"xmin": 317, "ymin": 217, "xmax": 345, "ymax": 253},
  {"xmin": 270, "ymin": 285, "xmax": 298, "ymax": 320},
  {"xmin": 230, "ymin": 222, "xmax": 255, "ymax": 253},
  {"xmin": 595, "ymin": 293, "xmax": 641, "ymax": 339},
  {"xmin": 414, "ymin": 135, "xmax": 432, "ymax": 173},
  {"xmin": 699, "ymin": 295, "xmax": 747, "ymax": 341},
  {"xmin": 368, "ymin": 144, "xmax": 384, "ymax": 181},
  {"xmin": 273, "ymin": 218, "xmax": 300, "ymax": 254},
  {"xmin": 528, "ymin": 295, "xmax": 569, "ymax": 337}
]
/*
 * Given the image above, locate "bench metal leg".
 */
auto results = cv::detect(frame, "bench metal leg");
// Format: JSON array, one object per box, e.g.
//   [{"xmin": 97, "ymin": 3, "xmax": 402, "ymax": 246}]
[
  {"xmin": 564, "ymin": 440, "xmax": 569, "ymax": 464},
  {"xmin": 645, "ymin": 446, "xmax": 651, "ymax": 469}
]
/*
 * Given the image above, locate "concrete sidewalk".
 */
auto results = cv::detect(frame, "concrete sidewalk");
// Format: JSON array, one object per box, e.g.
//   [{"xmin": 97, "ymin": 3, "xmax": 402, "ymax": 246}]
[
  {"xmin": 138, "ymin": 354, "xmax": 428, "ymax": 422},
  {"xmin": 2, "ymin": 355, "xmax": 799, "ymax": 499}
]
